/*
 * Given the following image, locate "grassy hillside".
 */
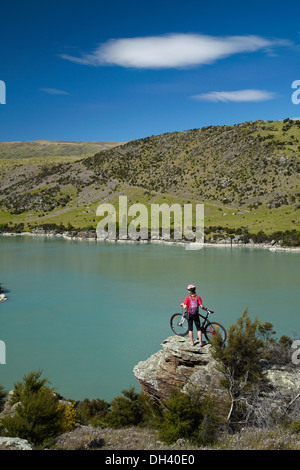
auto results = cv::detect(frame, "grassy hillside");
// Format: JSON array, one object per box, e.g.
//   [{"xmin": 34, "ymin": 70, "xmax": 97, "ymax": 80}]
[
  {"xmin": 0, "ymin": 140, "xmax": 124, "ymax": 160},
  {"xmin": 0, "ymin": 119, "xmax": 299, "ymax": 242},
  {"xmin": 84, "ymin": 118, "xmax": 300, "ymax": 207}
]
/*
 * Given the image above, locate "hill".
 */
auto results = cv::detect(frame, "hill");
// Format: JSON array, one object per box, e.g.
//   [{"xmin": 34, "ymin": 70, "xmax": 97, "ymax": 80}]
[
  {"xmin": 0, "ymin": 140, "xmax": 124, "ymax": 159},
  {"xmin": 84, "ymin": 118, "xmax": 300, "ymax": 209},
  {"xmin": 0, "ymin": 119, "xmax": 299, "ymax": 241}
]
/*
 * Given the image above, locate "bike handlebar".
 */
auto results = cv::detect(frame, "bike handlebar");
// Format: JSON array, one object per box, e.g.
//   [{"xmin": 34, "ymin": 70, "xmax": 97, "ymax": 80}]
[
  {"xmin": 181, "ymin": 305, "xmax": 214, "ymax": 314},
  {"xmin": 205, "ymin": 308, "xmax": 214, "ymax": 314}
]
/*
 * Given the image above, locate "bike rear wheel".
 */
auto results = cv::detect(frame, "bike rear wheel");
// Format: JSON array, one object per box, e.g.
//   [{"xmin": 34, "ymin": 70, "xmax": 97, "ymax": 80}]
[
  {"xmin": 203, "ymin": 322, "xmax": 227, "ymax": 343},
  {"xmin": 170, "ymin": 313, "xmax": 189, "ymax": 336}
]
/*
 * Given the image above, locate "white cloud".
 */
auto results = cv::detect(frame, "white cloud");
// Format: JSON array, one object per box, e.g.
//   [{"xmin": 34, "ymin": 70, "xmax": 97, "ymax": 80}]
[
  {"xmin": 59, "ymin": 33, "xmax": 289, "ymax": 69},
  {"xmin": 192, "ymin": 89, "xmax": 277, "ymax": 102},
  {"xmin": 39, "ymin": 88, "xmax": 70, "ymax": 95}
]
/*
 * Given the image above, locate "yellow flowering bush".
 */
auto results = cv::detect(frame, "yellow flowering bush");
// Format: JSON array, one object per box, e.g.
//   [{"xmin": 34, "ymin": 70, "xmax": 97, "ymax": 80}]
[
  {"xmin": 64, "ymin": 403, "xmax": 77, "ymax": 431},
  {"xmin": 57, "ymin": 402, "xmax": 77, "ymax": 431}
]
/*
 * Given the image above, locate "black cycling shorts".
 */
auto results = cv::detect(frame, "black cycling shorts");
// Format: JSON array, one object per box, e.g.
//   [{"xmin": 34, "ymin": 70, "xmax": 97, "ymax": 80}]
[{"xmin": 188, "ymin": 313, "xmax": 201, "ymax": 332}]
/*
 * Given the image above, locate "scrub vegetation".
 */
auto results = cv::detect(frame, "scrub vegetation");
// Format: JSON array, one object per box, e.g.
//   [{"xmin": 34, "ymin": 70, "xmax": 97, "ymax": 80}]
[{"xmin": 1, "ymin": 313, "xmax": 299, "ymax": 450}]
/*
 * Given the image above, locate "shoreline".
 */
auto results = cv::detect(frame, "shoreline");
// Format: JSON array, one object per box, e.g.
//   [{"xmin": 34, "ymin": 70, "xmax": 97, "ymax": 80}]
[{"xmin": 1, "ymin": 230, "xmax": 300, "ymax": 252}]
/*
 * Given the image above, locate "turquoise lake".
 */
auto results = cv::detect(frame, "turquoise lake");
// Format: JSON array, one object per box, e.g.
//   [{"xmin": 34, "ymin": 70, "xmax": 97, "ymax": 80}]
[{"xmin": 0, "ymin": 235, "xmax": 299, "ymax": 401}]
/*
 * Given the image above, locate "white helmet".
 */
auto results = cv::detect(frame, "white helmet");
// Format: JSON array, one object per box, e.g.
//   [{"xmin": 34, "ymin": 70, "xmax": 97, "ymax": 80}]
[{"xmin": 186, "ymin": 284, "xmax": 196, "ymax": 290}]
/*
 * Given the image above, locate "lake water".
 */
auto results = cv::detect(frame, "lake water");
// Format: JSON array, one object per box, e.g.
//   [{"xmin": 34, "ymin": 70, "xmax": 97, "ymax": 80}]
[{"xmin": 0, "ymin": 235, "xmax": 299, "ymax": 401}]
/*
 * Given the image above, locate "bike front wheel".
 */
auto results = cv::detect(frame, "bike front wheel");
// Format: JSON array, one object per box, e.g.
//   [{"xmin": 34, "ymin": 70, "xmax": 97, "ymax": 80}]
[
  {"xmin": 170, "ymin": 313, "xmax": 189, "ymax": 336},
  {"xmin": 203, "ymin": 322, "xmax": 227, "ymax": 343}
]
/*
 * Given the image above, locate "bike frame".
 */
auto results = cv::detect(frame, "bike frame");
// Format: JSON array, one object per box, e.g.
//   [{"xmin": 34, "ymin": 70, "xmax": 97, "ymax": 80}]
[
  {"xmin": 172, "ymin": 307, "xmax": 226, "ymax": 342},
  {"xmin": 180, "ymin": 308, "xmax": 213, "ymax": 331}
]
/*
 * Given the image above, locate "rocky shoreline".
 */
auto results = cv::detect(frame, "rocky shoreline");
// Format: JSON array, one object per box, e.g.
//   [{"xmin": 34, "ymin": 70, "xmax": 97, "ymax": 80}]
[
  {"xmin": 0, "ymin": 283, "xmax": 7, "ymax": 303},
  {"xmin": 1, "ymin": 230, "xmax": 300, "ymax": 252}
]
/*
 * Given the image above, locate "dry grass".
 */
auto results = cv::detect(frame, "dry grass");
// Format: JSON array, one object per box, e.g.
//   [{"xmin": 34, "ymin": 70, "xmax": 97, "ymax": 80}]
[
  {"xmin": 215, "ymin": 427, "xmax": 300, "ymax": 450},
  {"xmin": 52, "ymin": 425, "xmax": 300, "ymax": 451},
  {"xmin": 53, "ymin": 425, "xmax": 204, "ymax": 451}
]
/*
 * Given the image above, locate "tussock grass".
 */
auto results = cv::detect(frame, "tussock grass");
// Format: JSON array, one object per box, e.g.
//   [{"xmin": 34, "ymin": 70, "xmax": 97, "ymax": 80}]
[{"xmin": 52, "ymin": 425, "xmax": 300, "ymax": 450}]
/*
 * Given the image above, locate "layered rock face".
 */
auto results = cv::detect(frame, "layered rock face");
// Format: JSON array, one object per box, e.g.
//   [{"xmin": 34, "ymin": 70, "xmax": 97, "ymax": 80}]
[
  {"xmin": 133, "ymin": 336, "xmax": 300, "ymax": 404},
  {"xmin": 133, "ymin": 336, "xmax": 223, "ymax": 400}
]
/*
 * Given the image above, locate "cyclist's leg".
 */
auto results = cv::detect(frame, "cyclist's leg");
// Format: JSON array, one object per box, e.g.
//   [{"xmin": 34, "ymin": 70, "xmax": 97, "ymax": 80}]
[
  {"xmin": 188, "ymin": 316, "xmax": 194, "ymax": 345},
  {"xmin": 194, "ymin": 314, "xmax": 203, "ymax": 346}
]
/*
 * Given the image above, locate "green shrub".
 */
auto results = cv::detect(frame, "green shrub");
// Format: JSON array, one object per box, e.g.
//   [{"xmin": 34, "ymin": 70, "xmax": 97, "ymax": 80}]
[
  {"xmin": 157, "ymin": 389, "xmax": 219, "ymax": 445},
  {"xmin": 10, "ymin": 369, "xmax": 50, "ymax": 405},
  {"xmin": 158, "ymin": 390, "xmax": 197, "ymax": 444},
  {"xmin": 0, "ymin": 370, "xmax": 65, "ymax": 445},
  {"xmin": 76, "ymin": 397, "xmax": 110, "ymax": 426},
  {"xmin": 288, "ymin": 421, "xmax": 300, "ymax": 434},
  {"xmin": 0, "ymin": 385, "xmax": 7, "ymax": 412},
  {"xmin": 102, "ymin": 387, "xmax": 144, "ymax": 429},
  {"xmin": 210, "ymin": 310, "xmax": 267, "ymax": 423}
]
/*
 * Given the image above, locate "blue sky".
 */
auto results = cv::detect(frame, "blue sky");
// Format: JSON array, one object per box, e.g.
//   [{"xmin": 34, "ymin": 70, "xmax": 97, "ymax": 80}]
[{"xmin": 0, "ymin": 0, "xmax": 300, "ymax": 142}]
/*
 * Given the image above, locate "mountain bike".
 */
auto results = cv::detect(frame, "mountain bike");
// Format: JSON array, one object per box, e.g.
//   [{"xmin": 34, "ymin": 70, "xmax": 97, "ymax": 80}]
[{"xmin": 170, "ymin": 308, "xmax": 227, "ymax": 343}]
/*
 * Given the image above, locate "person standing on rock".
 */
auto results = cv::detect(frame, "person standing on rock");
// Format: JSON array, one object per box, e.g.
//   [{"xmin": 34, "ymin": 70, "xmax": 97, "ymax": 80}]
[{"xmin": 181, "ymin": 284, "xmax": 205, "ymax": 347}]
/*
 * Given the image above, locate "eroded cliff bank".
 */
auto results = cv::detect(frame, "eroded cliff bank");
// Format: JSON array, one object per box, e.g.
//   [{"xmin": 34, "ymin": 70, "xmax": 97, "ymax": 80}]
[{"xmin": 133, "ymin": 336, "xmax": 300, "ymax": 404}]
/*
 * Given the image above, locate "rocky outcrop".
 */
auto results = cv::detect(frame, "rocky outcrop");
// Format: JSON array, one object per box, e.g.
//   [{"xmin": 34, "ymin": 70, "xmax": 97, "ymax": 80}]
[
  {"xmin": 0, "ymin": 437, "xmax": 32, "ymax": 450},
  {"xmin": 133, "ymin": 336, "xmax": 300, "ymax": 404},
  {"xmin": 133, "ymin": 336, "xmax": 223, "ymax": 400}
]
